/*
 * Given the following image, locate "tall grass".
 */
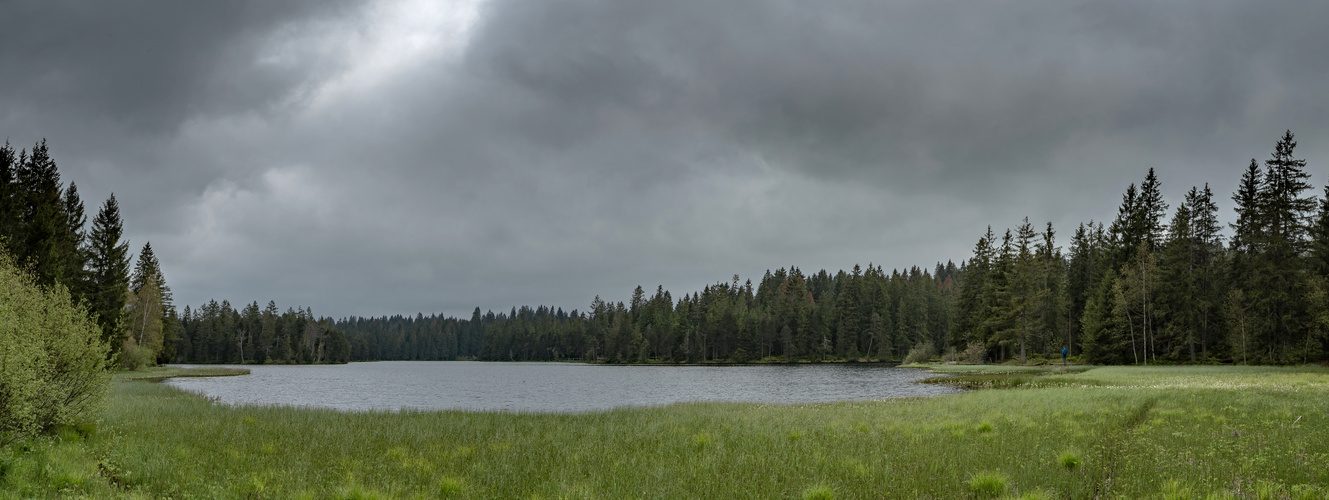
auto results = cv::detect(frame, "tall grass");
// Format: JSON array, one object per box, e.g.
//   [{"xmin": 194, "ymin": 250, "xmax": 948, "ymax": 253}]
[{"xmin": 3, "ymin": 365, "xmax": 1328, "ymax": 498}]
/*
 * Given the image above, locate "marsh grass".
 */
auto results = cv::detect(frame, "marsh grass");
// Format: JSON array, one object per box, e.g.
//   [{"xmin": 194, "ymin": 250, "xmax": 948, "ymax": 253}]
[
  {"xmin": 2, "ymin": 365, "xmax": 1328, "ymax": 498},
  {"xmin": 114, "ymin": 366, "xmax": 250, "ymax": 382}
]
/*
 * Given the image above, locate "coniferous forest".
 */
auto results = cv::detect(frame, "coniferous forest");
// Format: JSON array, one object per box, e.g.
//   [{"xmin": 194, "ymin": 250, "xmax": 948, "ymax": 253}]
[
  {"xmin": 10, "ymin": 132, "xmax": 1329, "ymax": 367},
  {"xmin": 2, "ymin": 140, "xmax": 355, "ymax": 367},
  {"xmin": 0, "ymin": 140, "xmax": 170, "ymax": 369},
  {"xmin": 316, "ymin": 130, "xmax": 1329, "ymax": 365}
]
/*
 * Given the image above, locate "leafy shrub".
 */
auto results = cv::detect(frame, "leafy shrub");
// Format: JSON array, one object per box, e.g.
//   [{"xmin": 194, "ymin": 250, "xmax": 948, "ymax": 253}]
[
  {"xmin": 118, "ymin": 341, "xmax": 155, "ymax": 371},
  {"xmin": 902, "ymin": 341, "xmax": 937, "ymax": 365},
  {"xmin": 960, "ymin": 342, "xmax": 986, "ymax": 364},
  {"xmin": 0, "ymin": 251, "xmax": 110, "ymax": 442},
  {"xmin": 730, "ymin": 348, "xmax": 751, "ymax": 364}
]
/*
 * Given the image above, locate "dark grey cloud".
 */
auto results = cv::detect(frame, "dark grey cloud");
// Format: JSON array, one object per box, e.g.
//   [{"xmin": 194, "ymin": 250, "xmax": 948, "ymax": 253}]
[
  {"xmin": 3, "ymin": 0, "xmax": 1328, "ymax": 317},
  {"xmin": 1, "ymin": 0, "xmax": 360, "ymax": 132}
]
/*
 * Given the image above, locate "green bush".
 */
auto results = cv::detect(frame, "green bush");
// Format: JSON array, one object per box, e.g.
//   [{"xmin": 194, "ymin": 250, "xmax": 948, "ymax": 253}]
[
  {"xmin": 0, "ymin": 251, "xmax": 110, "ymax": 442},
  {"xmin": 960, "ymin": 342, "xmax": 986, "ymax": 364},
  {"xmin": 118, "ymin": 341, "xmax": 155, "ymax": 371},
  {"xmin": 902, "ymin": 341, "xmax": 938, "ymax": 365}
]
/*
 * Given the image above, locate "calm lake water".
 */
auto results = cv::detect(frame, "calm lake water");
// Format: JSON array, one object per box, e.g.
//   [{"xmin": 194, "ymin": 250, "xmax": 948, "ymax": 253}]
[{"xmin": 165, "ymin": 361, "xmax": 959, "ymax": 413}]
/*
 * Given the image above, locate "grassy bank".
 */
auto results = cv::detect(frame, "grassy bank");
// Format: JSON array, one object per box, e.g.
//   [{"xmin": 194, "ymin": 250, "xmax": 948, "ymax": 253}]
[
  {"xmin": 3, "ymin": 366, "xmax": 1329, "ymax": 498},
  {"xmin": 114, "ymin": 366, "xmax": 251, "ymax": 382}
]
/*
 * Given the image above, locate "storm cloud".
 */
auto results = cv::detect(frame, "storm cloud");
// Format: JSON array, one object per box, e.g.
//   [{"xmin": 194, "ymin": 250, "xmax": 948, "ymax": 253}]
[{"xmin": 3, "ymin": 0, "xmax": 1327, "ymax": 316}]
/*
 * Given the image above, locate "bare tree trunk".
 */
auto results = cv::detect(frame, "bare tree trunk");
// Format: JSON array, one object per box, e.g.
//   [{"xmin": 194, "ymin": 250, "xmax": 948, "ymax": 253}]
[
  {"xmin": 1140, "ymin": 265, "xmax": 1149, "ymax": 365},
  {"xmin": 1067, "ymin": 306, "xmax": 1073, "ymax": 357},
  {"xmin": 1020, "ymin": 311, "xmax": 1027, "ymax": 364},
  {"xmin": 1124, "ymin": 302, "xmax": 1138, "ymax": 365},
  {"xmin": 1241, "ymin": 318, "xmax": 1248, "ymax": 365},
  {"xmin": 1202, "ymin": 310, "xmax": 1208, "ymax": 360}
]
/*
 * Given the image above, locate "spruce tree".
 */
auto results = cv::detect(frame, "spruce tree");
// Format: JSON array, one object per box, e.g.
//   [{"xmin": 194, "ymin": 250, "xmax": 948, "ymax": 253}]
[
  {"xmin": 88, "ymin": 194, "xmax": 131, "ymax": 357},
  {"xmin": 955, "ymin": 227, "xmax": 995, "ymax": 349},
  {"xmin": 1310, "ymin": 185, "xmax": 1329, "ymax": 278},
  {"xmin": 1231, "ymin": 159, "xmax": 1264, "ymax": 256},
  {"xmin": 0, "ymin": 142, "xmax": 17, "ymax": 248},
  {"xmin": 1137, "ymin": 168, "xmax": 1169, "ymax": 248},
  {"xmin": 15, "ymin": 140, "xmax": 67, "ymax": 286},
  {"xmin": 1080, "ymin": 273, "xmax": 1124, "ymax": 364},
  {"xmin": 1159, "ymin": 200, "xmax": 1195, "ymax": 360},
  {"xmin": 1191, "ymin": 185, "xmax": 1223, "ymax": 360},
  {"xmin": 985, "ymin": 229, "xmax": 1017, "ymax": 360},
  {"xmin": 1110, "ymin": 183, "xmax": 1140, "ymax": 266},
  {"xmin": 1255, "ymin": 130, "xmax": 1314, "ymax": 361},
  {"xmin": 1010, "ymin": 218, "xmax": 1043, "ymax": 363},
  {"xmin": 1036, "ymin": 222, "xmax": 1066, "ymax": 357},
  {"xmin": 60, "ymin": 182, "xmax": 90, "ymax": 303},
  {"xmin": 130, "ymin": 242, "xmax": 166, "ymax": 293}
]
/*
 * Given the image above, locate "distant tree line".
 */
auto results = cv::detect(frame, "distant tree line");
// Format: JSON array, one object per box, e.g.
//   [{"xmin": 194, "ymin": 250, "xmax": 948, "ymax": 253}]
[
  {"xmin": 178, "ymin": 130, "xmax": 1329, "ymax": 365},
  {"xmin": 176, "ymin": 301, "xmax": 350, "ymax": 364},
  {"xmin": 324, "ymin": 131, "xmax": 1329, "ymax": 365},
  {"xmin": 330, "ymin": 264, "xmax": 955, "ymax": 364},
  {"xmin": 0, "ymin": 140, "xmax": 172, "ymax": 369}
]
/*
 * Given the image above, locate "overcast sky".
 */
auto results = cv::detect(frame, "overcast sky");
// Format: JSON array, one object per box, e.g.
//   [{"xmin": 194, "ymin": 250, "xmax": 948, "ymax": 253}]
[{"xmin": 3, "ymin": 0, "xmax": 1328, "ymax": 318}]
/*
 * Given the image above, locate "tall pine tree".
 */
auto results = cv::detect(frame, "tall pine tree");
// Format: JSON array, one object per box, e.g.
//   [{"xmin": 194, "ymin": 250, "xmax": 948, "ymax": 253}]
[{"xmin": 88, "ymin": 194, "xmax": 131, "ymax": 358}]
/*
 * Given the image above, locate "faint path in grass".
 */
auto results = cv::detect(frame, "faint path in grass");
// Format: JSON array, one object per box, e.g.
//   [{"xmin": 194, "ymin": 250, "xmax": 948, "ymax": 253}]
[{"xmin": 1091, "ymin": 397, "xmax": 1158, "ymax": 497}]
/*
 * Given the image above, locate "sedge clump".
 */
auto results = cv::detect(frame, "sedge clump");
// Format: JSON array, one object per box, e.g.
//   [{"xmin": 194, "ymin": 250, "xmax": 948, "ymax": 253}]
[
  {"xmin": 967, "ymin": 471, "xmax": 1008, "ymax": 498},
  {"xmin": 1058, "ymin": 450, "xmax": 1081, "ymax": 471}
]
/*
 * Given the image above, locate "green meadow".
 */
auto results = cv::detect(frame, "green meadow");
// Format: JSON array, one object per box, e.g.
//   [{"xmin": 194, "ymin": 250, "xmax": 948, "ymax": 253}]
[{"xmin": 3, "ymin": 365, "xmax": 1328, "ymax": 499}]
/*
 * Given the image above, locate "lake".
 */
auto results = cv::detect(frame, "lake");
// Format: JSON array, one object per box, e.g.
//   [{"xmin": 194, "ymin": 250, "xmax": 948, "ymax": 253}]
[{"xmin": 164, "ymin": 361, "xmax": 959, "ymax": 413}]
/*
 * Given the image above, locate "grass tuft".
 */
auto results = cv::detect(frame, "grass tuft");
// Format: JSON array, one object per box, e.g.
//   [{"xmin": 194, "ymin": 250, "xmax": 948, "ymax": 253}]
[
  {"xmin": 967, "ymin": 471, "xmax": 1008, "ymax": 498},
  {"xmin": 801, "ymin": 482, "xmax": 835, "ymax": 500},
  {"xmin": 693, "ymin": 432, "xmax": 713, "ymax": 448},
  {"xmin": 1159, "ymin": 479, "xmax": 1193, "ymax": 500},
  {"xmin": 1057, "ymin": 450, "xmax": 1080, "ymax": 471},
  {"xmin": 437, "ymin": 476, "xmax": 466, "ymax": 497}
]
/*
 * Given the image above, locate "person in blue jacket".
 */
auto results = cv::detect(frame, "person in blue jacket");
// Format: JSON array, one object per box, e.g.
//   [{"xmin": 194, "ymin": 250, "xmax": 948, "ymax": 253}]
[{"xmin": 1061, "ymin": 346, "xmax": 1068, "ymax": 365}]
